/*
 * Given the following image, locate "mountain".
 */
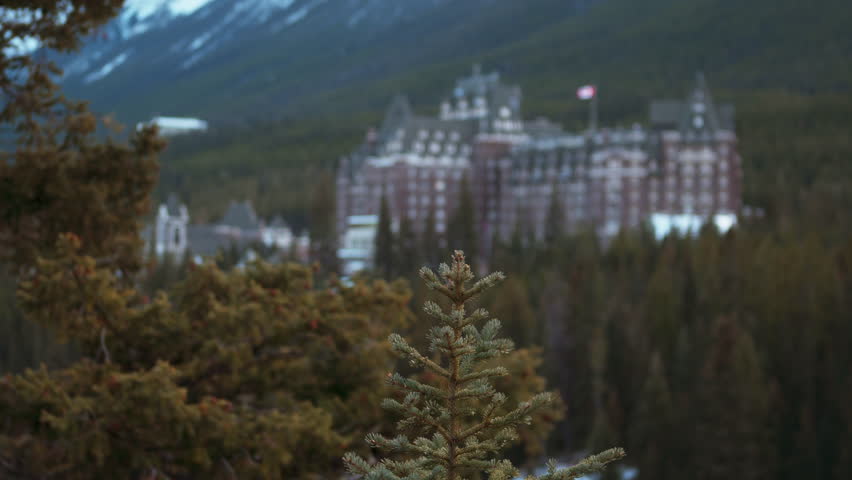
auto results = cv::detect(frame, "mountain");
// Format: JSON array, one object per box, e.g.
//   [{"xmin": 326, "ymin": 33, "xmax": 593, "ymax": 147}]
[
  {"xmin": 60, "ymin": 0, "xmax": 600, "ymax": 125},
  {"xmin": 55, "ymin": 0, "xmax": 852, "ymax": 232}
]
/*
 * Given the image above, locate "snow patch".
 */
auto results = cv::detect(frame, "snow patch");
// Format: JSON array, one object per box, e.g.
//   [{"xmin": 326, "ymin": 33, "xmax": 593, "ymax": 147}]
[
  {"xmin": 285, "ymin": 6, "xmax": 310, "ymax": 25},
  {"xmin": 190, "ymin": 30, "xmax": 214, "ymax": 51},
  {"xmin": 84, "ymin": 51, "xmax": 130, "ymax": 83},
  {"xmin": 650, "ymin": 212, "xmax": 737, "ymax": 239},
  {"xmin": 347, "ymin": 8, "xmax": 369, "ymax": 28},
  {"xmin": 123, "ymin": 0, "xmax": 211, "ymax": 20}
]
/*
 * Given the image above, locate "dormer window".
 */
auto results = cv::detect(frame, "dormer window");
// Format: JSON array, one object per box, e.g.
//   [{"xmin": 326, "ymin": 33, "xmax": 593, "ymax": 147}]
[
  {"xmin": 499, "ymin": 106, "xmax": 511, "ymax": 118},
  {"xmin": 693, "ymin": 116, "xmax": 704, "ymax": 129}
]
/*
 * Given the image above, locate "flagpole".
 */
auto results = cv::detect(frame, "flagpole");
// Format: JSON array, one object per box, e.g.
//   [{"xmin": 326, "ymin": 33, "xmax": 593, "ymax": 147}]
[{"xmin": 589, "ymin": 90, "xmax": 598, "ymax": 134}]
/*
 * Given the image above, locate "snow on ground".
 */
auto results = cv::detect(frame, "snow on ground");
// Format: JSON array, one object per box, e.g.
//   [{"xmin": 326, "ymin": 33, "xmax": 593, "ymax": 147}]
[
  {"xmin": 123, "ymin": 0, "xmax": 212, "ymax": 20},
  {"xmin": 84, "ymin": 51, "xmax": 130, "ymax": 83}
]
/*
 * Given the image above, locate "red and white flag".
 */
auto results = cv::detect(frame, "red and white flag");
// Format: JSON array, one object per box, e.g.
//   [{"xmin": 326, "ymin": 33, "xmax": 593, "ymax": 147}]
[{"xmin": 577, "ymin": 85, "xmax": 596, "ymax": 100}]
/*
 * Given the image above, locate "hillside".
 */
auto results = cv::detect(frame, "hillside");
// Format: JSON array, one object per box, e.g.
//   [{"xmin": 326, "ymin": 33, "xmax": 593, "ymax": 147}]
[{"xmin": 143, "ymin": 0, "xmax": 852, "ymax": 231}]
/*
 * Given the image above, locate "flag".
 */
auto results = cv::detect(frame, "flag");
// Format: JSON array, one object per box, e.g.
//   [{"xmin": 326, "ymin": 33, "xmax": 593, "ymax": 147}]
[{"xmin": 577, "ymin": 85, "xmax": 596, "ymax": 100}]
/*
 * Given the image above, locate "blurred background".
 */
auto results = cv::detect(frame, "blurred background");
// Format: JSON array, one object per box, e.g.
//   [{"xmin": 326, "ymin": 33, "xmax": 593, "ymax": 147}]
[{"xmin": 2, "ymin": 1, "xmax": 851, "ymax": 479}]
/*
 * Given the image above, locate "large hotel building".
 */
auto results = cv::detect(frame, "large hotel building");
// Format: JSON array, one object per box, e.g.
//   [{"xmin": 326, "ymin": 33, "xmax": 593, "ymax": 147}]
[{"xmin": 336, "ymin": 66, "xmax": 741, "ymax": 271}]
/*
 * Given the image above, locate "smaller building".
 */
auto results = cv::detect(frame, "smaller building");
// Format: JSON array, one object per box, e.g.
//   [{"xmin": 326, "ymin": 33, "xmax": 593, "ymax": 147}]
[
  {"xmin": 337, "ymin": 215, "xmax": 379, "ymax": 276},
  {"xmin": 137, "ymin": 116, "xmax": 208, "ymax": 137},
  {"xmin": 141, "ymin": 193, "xmax": 189, "ymax": 258},
  {"xmin": 144, "ymin": 195, "xmax": 309, "ymax": 265}
]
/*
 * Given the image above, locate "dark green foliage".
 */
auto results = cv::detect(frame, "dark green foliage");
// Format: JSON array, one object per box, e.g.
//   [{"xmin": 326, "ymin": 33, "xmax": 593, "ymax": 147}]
[
  {"xmin": 694, "ymin": 318, "xmax": 774, "ymax": 480},
  {"xmin": 543, "ymin": 184, "xmax": 565, "ymax": 249},
  {"xmin": 396, "ymin": 215, "xmax": 421, "ymax": 280},
  {"xmin": 310, "ymin": 171, "xmax": 339, "ymax": 273},
  {"xmin": 486, "ymin": 221, "xmax": 852, "ymax": 480},
  {"xmin": 421, "ymin": 205, "xmax": 440, "ymax": 268},
  {"xmin": 375, "ymin": 194, "xmax": 395, "ymax": 279},
  {"xmin": 447, "ymin": 177, "xmax": 478, "ymax": 267},
  {"xmin": 628, "ymin": 353, "xmax": 674, "ymax": 480}
]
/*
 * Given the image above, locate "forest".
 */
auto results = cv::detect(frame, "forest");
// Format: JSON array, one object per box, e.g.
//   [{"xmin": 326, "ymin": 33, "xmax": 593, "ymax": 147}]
[{"xmin": 2, "ymin": 0, "xmax": 851, "ymax": 479}]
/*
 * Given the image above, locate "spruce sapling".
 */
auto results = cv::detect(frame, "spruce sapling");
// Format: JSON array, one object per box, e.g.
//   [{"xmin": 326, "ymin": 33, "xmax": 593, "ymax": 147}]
[{"xmin": 344, "ymin": 250, "xmax": 625, "ymax": 480}]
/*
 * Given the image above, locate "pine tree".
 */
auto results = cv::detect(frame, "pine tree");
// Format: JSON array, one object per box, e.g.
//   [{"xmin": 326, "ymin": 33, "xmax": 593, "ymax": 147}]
[
  {"xmin": 628, "ymin": 352, "xmax": 675, "ymax": 480},
  {"xmin": 489, "ymin": 276, "xmax": 537, "ymax": 349},
  {"xmin": 0, "ymin": 5, "xmax": 418, "ymax": 476},
  {"xmin": 694, "ymin": 318, "xmax": 775, "ymax": 480},
  {"xmin": 397, "ymin": 214, "xmax": 421, "ymax": 279},
  {"xmin": 448, "ymin": 177, "xmax": 478, "ymax": 267},
  {"xmin": 422, "ymin": 204, "xmax": 440, "ymax": 268},
  {"xmin": 376, "ymin": 193, "xmax": 395, "ymax": 278},
  {"xmin": 0, "ymin": 1, "xmax": 161, "ymax": 274},
  {"xmin": 544, "ymin": 184, "xmax": 565, "ymax": 249},
  {"xmin": 343, "ymin": 251, "xmax": 624, "ymax": 480},
  {"xmin": 310, "ymin": 171, "xmax": 339, "ymax": 273}
]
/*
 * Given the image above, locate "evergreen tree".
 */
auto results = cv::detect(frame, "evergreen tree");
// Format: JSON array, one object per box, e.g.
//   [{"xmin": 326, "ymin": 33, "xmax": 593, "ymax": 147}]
[
  {"xmin": 376, "ymin": 193, "xmax": 395, "ymax": 278},
  {"xmin": 0, "ymin": 5, "xmax": 417, "ymax": 476},
  {"xmin": 489, "ymin": 276, "xmax": 537, "ymax": 349},
  {"xmin": 628, "ymin": 352, "xmax": 675, "ymax": 480},
  {"xmin": 448, "ymin": 177, "xmax": 478, "ymax": 267},
  {"xmin": 396, "ymin": 214, "xmax": 421, "ymax": 279},
  {"xmin": 6, "ymin": 238, "xmax": 414, "ymax": 477},
  {"xmin": 422, "ymin": 204, "xmax": 440, "ymax": 268},
  {"xmin": 694, "ymin": 318, "xmax": 775, "ymax": 480},
  {"xmin": 310, "ymin": 171, "xmax": 339, "ymax": 273},
  {"xmin": 0, "ymin": 3, "xmax": 162, "ymax": 274},
  {"xmin": 544, "ymin": 183, "xmax": 565, "ymax": 249},
  {"xmin": 343, "ymin": 251, "xmax": 624, "ymax": 480}
]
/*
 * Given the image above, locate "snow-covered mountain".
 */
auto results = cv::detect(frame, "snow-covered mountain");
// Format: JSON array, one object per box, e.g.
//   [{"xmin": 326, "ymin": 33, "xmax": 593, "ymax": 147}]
[{"xmin": 57, "ymin": 0, "xmax": 591, "ymax": 124}]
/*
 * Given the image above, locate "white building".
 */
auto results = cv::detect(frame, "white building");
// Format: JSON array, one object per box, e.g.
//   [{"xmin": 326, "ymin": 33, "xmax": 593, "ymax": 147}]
[
  {"xmin": 148, "ymin": 193, "xmax": 189, "ymax": 258},
  {"xmin": 137, "ymin": 116, "xmax": 208, "ymax": 137},
  {"xmin": 143, "ymin": 195, "xmax": 309, "ymax": 264},
  {"xmin": 338, "ymin": 214, "xmax": 379, "ymax": 276}
]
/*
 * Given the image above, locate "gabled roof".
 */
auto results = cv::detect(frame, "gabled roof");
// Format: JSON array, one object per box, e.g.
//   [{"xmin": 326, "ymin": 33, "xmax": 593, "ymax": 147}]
[
  {"xmin": 380, "ymin": 94, "xmax": 412, "ymax": 136},
  {"xmin": 165, "ymin": 192, "xmax": 185, "ymax": 217},
  {"xmin": 219, "ymin": 201, "xmax": 260, "ymax": 230},
  {"xmin": 649, "ymin": 73, "xmax": 735, "ymax": 131}
]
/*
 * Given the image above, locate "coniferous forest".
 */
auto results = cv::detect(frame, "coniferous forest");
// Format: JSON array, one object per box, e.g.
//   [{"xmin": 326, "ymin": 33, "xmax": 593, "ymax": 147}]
[{"xmin": 2, "ymin": 1, "xmax": 852, "ymax": 479}]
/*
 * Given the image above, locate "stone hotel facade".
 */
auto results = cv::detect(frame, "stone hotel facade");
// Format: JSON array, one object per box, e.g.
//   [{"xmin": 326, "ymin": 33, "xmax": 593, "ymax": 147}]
[{"xmin": 336, "ymin": 66, "xmax": 742, "ymax": 265}]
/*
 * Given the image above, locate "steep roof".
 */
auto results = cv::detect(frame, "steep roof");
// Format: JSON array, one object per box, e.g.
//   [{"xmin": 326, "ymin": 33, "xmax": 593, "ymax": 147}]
[
  {"xmin": 186, "ymin": 225, "xmax": 230, "ymax": 257},
  {"xmin": 219, "ymin": 201, "xmax": 260, "ymax": 230},
  {"xmin": 165, "ymin": 192, "xmax": 184, "ymax": 216},
  {"xmin": 649, "ymin": 73, "xmax": 735, "ymax": 131}
]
